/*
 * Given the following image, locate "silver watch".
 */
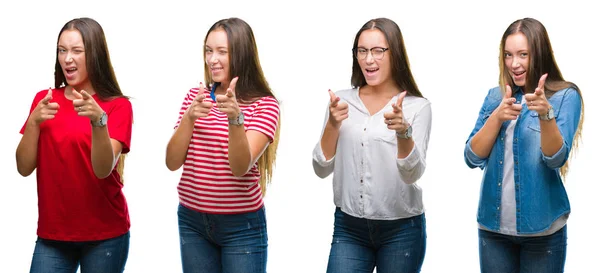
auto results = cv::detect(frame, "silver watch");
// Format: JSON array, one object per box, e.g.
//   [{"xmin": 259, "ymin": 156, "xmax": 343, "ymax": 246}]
[
  {"xmin": 396, "ymin": 125, "xmax": 412, "ymax": 139},
  {"xmin": 539, "ymin": 107, "xmax": 555, "ymax": 121},
  {"xmin": 229, "ymin": 111, "xmax": 245, "ymax": 126},
  {"xmin": 92, "ymin": 112, "xmax": 108, "ymax": 127}
]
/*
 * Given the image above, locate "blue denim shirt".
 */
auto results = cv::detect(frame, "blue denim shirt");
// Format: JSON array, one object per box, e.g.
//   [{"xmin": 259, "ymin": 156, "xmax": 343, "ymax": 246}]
[{"xmin": 464, "ymin": 86, "xmax": 582, "ymax": 234}]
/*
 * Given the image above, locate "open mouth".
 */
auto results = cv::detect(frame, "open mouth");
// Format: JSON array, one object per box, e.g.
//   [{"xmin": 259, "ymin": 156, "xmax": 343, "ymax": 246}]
[
  {"xmin": 513, "ymin": 71, "xmax": 525, "ymax": 76},
  {"xmin": 365, "ymin": 68, "xmax": 379, "ymax": 76},
  {"xmin": 65, "ymin": 67, "xmax": 77, "ymax": 79}
]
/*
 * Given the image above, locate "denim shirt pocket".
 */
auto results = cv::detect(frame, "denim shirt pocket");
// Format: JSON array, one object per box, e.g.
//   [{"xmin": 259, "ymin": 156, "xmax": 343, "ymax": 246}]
[{"xmin": 527, "ymin": 112, "xmax": 541, "ymax": 132}]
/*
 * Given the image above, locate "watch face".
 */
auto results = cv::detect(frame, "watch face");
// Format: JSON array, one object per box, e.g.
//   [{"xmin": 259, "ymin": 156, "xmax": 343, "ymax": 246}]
[{"xmin": 101, "ymin": 113, "xmax": 108, "ymax": 125}]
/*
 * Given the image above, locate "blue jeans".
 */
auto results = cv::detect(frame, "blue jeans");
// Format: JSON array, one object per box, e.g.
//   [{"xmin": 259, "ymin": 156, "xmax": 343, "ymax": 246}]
[
  {"xmin": 479, "ymin": 226, "xmax": 567, "ymax": 273},
  {"xmin": 178, "ymin": 204, "xmax": 268, "ymax": 273},
  {"xmin": 326, "ymin": 208, "xmax": 426, "ymax": 273},
  {"xmin": 29, "ymin": 231, "xmax": 130, "ymax": 273}
]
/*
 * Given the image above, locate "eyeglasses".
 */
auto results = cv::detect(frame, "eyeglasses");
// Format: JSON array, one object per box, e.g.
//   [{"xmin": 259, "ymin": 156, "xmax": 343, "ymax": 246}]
[{"xmin": 354, "ymin": 47, "xmax": 389, "ymax": 60}]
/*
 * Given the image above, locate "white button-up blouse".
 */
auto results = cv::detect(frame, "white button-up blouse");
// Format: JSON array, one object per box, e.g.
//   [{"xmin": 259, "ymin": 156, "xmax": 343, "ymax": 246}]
[{"xmin": 313, "ymin": 88, "xmax": 432, "ymax": 220}]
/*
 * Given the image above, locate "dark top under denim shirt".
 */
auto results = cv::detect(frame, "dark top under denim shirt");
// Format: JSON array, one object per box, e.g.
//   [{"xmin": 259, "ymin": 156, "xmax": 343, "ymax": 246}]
[{"xmin": 464, "ymin": 86, "xmax": 582, "ymax": 235}]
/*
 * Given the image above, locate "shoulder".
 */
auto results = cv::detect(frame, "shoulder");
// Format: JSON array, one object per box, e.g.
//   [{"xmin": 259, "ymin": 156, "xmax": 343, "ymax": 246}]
[
  {"xmin": 486, "ymin": 86, "xmax": 503, "ymax": 100},
  {"xmin": 249, "ymin": 96, "xmax": 280, "ymax": 116},
  {"xmin": 33, "ymin": 87, "xmax": 65, "ymax": 102},
  {"xmin": 334, "ymin": 88, "xmax": 357, "ymax": 100},
  {"xmin": 479, "ymin": 86, "xmax": 503, "ymax": 109},
  {"xmin": 552, "ymin": 86, "xmax": 580, "ymax": 99}
]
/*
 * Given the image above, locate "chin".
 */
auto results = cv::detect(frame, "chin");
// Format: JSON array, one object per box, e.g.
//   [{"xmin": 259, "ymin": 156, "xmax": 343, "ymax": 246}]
[{"xmin": 365, "ymin": 79, "xmax": 381, "ymax": 87}]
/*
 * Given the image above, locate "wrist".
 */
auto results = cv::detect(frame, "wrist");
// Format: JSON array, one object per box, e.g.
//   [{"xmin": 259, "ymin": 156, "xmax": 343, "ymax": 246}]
[
  {"xmin": 327, "ymin": 118, "xmax": 340, "ymax": 129},
  {"xmin": 396, "ymin": 125, "xmax": 412, "ymax": 139},
  {"xmin": 27, "ymin": 118, "xmax": 41, "ymax": 128}
]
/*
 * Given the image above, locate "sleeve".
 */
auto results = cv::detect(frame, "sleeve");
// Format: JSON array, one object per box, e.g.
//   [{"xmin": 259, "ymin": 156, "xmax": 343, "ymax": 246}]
[
  {"xmin": 19, "ymin": 91, "xmax": 46, "ymax": 134},
  {"xmin": 246, "ymin": 97, "xmax": 280, "ymax": 142},
  {"xmin": 541, "ymin": 88, "xmax": 582, "ymax": 169},
  {"xmin": 312, "ymin": 101, "xmax": 335, "ymax": 179},
  {"xmin": 174, "ymin": 88, "xmax": 200, "ymax": 129},
  {"xmin": 106, "ymin": 98, "xmax": 133, "ymax": 154},
  {"xmin": 464, "ymin": 88, "xmax": 496, "ymax": 169},
  {"xmin": 395, "ymin": 100, "xmax": 432, "ymax": 184}
]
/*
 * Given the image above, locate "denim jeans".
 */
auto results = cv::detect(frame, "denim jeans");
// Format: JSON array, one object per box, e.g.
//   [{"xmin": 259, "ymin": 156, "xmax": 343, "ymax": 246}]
[
  {"xmin": 29, "ymin": 231, "xmax": 130, "ymax": 273},
  {"xmin": 326, "ymin": 208, "xmax": 426, "ymax": 273},
  {"xmin": 479, "ymin": 226, "xmax": 567, "ymax": 273},
  {"xmin": 178, "ymin": 204, "xmax": 268, "ymax": 273}
]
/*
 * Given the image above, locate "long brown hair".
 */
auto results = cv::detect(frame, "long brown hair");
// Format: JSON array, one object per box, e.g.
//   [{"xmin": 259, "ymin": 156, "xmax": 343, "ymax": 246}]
[
  {"xmin": 203, "ymin": 18, "xmax": 280, "ymax": 195},
  {"xmin": 55, "ymin": 17, "xmax": 128, "ymax": 182},
  {"xmin": 499, "ymin": 18, "xmax": 584, "ymax": 179},
  {"xmin": 351, "ymin": 18, "xmax": 424, "ymax": 98}
]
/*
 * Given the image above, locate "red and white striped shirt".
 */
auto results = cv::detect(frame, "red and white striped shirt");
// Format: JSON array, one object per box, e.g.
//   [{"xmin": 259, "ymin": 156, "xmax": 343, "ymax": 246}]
[{"xmin": 174, "ymin": 87, "xmax": 279, "ymax": 214}]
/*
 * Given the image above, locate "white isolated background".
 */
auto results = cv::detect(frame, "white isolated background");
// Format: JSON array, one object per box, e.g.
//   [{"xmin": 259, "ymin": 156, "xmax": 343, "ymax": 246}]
[{"xmin": 0, "ymin": 0, "xmax": 597, "ymax": 272}]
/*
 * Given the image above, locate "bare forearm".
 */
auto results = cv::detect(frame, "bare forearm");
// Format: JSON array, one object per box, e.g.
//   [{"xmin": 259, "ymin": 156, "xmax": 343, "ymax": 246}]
[
  {"xmin": 320, "ymin": 123, "xmax": 340, "ymax": 160},
  {"xmin": 539, "ymin": 119, "xmax": 563, "ymax": 156},
  {"xmin": 228, "ymin": 125, "xmax": 252, "ymax": 176},
  {"xmin": 166, "ymin": 117, "xmax": 195, "ymax": 171},
  {"xmin": 16, "ymin": 121, "xmax": 41, "ymax": 177},
  {"xmin": 91, "ymin": 126, "xmax": 116, "ymax": 179},
  {"xmin": 470, "ymin": 117, "xmax": 502, "ymax": 158}
]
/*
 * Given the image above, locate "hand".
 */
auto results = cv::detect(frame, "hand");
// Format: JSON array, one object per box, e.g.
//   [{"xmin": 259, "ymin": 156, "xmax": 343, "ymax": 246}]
[
  {"xmin": 524, "ymin": 74, "xmax": 551, "ymax": 116},
  {"xmin": 327, "ymin": 89, "xmax": 348, "ymax": 129},
  {"xmin": 72, "ymin": 89, "xmax": 104, "ymax": 122},
  {"xmin": 383, "ymin": 91, "xmax": 410, "ymax": 134},
  {"xmin": 185, "ymin": 82, "xmax": 213, "ymax": 122},
  {"xmin": 29, "ymin": 88, "xmax": 60, "ymax": 126},
  {"xmin": 492, "ymin": 85, "xmax": 522, "ymax": 122},
  {"xmin": 216, "ymin": 77, "xmax": 241, "ymax": 120}
]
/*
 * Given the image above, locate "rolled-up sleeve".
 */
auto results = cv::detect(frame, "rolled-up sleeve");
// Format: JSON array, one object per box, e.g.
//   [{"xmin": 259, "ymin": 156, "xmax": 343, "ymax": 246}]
[
  {"xmin": 541, "ymin": 88, "xmax": 582, "ymax": 169},
  {"xmin": 312, "ymin": 104, "xmax": 335, "ymax": 178},
  {"xmin": 396, "ymin": 102, "xmax": 431, "ymax": 184}
]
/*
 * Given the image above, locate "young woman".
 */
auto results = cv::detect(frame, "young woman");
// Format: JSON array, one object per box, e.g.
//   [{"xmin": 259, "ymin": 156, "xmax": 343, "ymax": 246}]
[
  {"xmin": 16, "ymin": 17, "xmax": 133, "ymax": 273},
  {"xmin": 464, "ymin": 17, "xmax": 584, "ymax": 273},
  {"xmin": 312, "ymin": 18, "xmax": 431, "ymax": 273},
  {"xmin": 165, "ymin": 17, "xmax": 280, "ymax": 273}
]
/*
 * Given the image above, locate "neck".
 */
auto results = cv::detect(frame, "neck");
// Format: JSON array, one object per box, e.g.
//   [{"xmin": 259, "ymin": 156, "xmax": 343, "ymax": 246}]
[
  {"xmin": 215, "ymin": 81, "xmax": 229, "ymax": 94},
  {"xmin": 362, "ymin": 80, "xmax": 401, "ymax": 97}
]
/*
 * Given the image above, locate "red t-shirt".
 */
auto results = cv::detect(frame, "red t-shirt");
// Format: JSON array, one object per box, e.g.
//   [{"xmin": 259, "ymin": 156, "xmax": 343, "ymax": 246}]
[{"xmin": 20, "ymin": 88, "xmax": 132, "ymax": 241}]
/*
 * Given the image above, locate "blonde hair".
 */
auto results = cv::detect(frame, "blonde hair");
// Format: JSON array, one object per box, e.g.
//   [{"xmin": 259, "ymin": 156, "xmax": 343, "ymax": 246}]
[
  {"xmin": 257, "ymin": 121, "xmax": 280, "ymax": 196},
  {"xmin": 116, "ymin": 154, "xmax": 127, "ymax": 183}
]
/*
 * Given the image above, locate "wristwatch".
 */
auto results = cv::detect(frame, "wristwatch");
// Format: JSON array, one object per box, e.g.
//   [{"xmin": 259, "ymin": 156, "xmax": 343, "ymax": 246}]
[
  {"xmin": 92, "ymin": 112, "xmax": 108, "ymax": 127},
  {"xmin": 539, "ymin": 107, "xmax": 555, "ymax": 121},
  {"xmin": 229, "ymin": 111, "xmax": 245, "ymax": 126},
  {"xmin": 396, "ymin": 125, "xmax": 412, "ymax": 139}
]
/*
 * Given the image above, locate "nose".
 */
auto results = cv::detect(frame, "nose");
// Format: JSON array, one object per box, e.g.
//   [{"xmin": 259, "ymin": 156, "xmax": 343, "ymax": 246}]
[
  {"xmin": 511, "ymin": 58, "xmax": 520, "ymax": 68},
  {"xmin": 365, "ymin": 51, "xmax": 375, "ymax": 64},
  {"xmin": 208, "ymin": 54, "xmax": 219, "ymax": 65},
  {"xmin": 64, "ymin": 52, "xmax": 73, "ymax": 63}
]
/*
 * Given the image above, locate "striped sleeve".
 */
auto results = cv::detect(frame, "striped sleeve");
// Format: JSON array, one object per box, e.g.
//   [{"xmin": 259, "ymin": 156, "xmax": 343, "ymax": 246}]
[{"xmin": 246, "ymin": 96, "xmax": 279, "ymax": 141}]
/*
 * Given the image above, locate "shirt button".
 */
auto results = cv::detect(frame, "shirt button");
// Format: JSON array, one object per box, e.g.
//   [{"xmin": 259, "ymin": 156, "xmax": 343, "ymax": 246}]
[
  {"xmin": 360, "ymin": 179, "xmax": 363, "ymax": 183},
  {"xmin": 500, "ymin": 160, "xmax": 503, "ymax": 164},
  {"xmin": 364, "ymin": 128, "xmax": 366, "ymax": 131},
  {"xmin": 498, "ymin": 183, "xmax": 501, "ymax": 186},
  {"xmin": 361, "ymin": 143, "xmax": 364, "ymax": 147},
  {"xmin": 497, "ymin": 207, "xmax": 500, "ymax": 210},
  {"xmin": 360, "ymin": 195, "xmax": 363, "ymax": 198}
]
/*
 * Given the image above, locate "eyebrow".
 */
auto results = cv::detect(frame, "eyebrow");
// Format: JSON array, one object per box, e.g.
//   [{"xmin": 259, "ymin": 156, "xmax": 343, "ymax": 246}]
[
  {"xmin": 205, "ymin": 45, "xmax": 228, "ymax": 50},
  {"xmin": 57, "ymin": 45, "xmax": 84, "ymax": 49}
]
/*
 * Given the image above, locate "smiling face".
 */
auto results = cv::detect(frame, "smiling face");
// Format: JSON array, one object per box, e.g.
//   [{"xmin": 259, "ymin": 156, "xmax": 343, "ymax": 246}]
[
  {"xmin": 57, "ymin": 29, "xmax": 90, "ymax": 91},
  {"xmin": 356, "ymin": 29, "xmax": 393, "ymax": 88},
  {"xmin": 205, "ymin": 29, "xmax": 230, "ymax": 84},
  {"xmin": 504, "ymin": 32, "xmax": 530, "ymax": 87}
]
